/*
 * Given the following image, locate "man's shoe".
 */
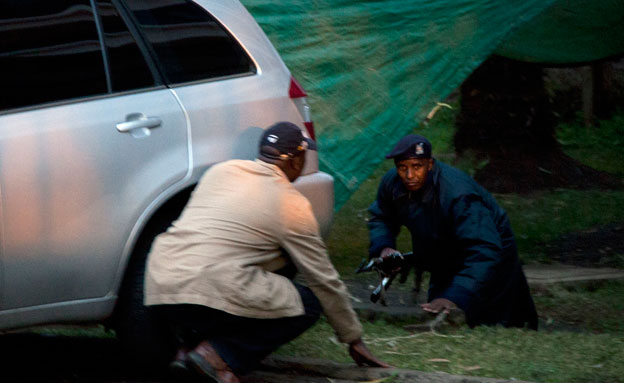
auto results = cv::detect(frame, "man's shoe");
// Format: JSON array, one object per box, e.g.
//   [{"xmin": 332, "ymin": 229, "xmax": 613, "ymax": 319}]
[
  {"xmin": 169, "ymin": 347, "xmax": 192, "ymax": 377},
  {"xmin": 187, "ymin": 341, "xmax": 240, "ymax": 383}
]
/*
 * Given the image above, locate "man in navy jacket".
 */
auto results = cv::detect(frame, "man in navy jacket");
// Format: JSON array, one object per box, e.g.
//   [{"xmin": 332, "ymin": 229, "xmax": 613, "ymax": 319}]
[{"xmin": 368, "ymin": 134, "xmax": 537, "ymax": 329}]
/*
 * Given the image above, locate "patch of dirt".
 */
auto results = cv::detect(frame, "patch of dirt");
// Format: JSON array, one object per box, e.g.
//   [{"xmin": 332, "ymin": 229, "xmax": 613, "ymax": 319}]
[
  {"xmin": 543, "ymin": 222, "xmax": 624, "ymax": 268},
  {"xmin": 474, "ymin": 152, "xmax": 623, "ymax": 194}
]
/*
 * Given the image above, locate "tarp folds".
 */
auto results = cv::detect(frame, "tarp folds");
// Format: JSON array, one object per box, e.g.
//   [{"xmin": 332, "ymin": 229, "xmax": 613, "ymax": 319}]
[
  {"xmin": 495, "ymin": 0, "xmax": 624, "ymax": 64},
  {"xmin": 241, "ymin": 0, "xmax": 624, "ymax": 209}
]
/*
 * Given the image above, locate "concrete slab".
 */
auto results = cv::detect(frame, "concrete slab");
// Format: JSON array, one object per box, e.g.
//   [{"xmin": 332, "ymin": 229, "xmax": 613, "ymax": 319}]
[
  {"xmin": 346, "ymin": 263, "xmax": 624, "ymax": 324},
  {"xmin": 523, "ymin": 264, "xmax": 624, "ymax": 284},
  {"xmin": 244, "ymin": 356, "xmax": 535, "ymax": 383}
]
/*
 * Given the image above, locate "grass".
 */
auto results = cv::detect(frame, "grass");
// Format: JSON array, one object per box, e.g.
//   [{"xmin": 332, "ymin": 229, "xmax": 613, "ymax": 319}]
[
  {"xmin": 314, "ymin": 108, "xmax": 624, "ymax": 382},
  {"xmin": 278, "ymin": 280, "xmax": 624, "ymax": 383},
  {"xmin": 498, "ymin": 190, "xmax": 624, "ymax": 262},
  {"xmin": 557, "ymin": 112, "xmax": 624, "ymax": 177},
  {"xmin": 27, "ymin": 324, "xmax": 116, "ymax": 339},
  {"xmin": 534, "ymin": 280, "xmax": 624, "ymax": 333}
]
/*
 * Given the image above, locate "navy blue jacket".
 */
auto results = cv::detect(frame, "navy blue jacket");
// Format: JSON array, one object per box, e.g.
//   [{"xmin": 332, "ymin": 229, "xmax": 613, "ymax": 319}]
[{"xmin": 368, "ymin": 160, "xmax": 537, "ymax": 329}]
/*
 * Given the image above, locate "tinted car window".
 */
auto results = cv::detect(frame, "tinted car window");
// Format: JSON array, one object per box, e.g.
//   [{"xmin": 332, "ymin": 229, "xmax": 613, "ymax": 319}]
[
  {"xmin": 0, "ymin": 0, "xmax": 107, "ymax": 112},
  {"xmin": 95, "ymin": 0, "xmax": 156, "ymax": 92},
  {"xmin": 122, "ymin": 0, "xmax": 256, "ymax": 85}
]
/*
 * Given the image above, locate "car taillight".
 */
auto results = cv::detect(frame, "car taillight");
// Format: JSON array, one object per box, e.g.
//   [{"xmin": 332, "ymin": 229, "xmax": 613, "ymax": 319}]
[
  {"xmin": 303, "ymin": 121, "xmax": 315, "ymax": 141},
  {"xmin": 289, "ymin": 76, "xmax": 316, "ymax": 140},
  {"xmin": 289, "ymin": 77, "xmax": 307, "ymax": 98}
]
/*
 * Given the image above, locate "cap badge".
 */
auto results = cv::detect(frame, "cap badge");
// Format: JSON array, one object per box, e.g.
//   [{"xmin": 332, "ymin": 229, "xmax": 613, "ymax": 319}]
[
  {"xmin": 267, "ymin": 134, "xmax": 279, "ymax": 143},
  {"xmin": 415, "ymin": 143, "xmax": 424, "ymax": 155}
]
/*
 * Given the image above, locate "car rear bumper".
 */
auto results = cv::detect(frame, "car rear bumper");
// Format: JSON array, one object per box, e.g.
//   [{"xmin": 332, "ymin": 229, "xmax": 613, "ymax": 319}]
[{"xmin": 293, "ymin": 171, "xmax": 334, "ymax": 239}]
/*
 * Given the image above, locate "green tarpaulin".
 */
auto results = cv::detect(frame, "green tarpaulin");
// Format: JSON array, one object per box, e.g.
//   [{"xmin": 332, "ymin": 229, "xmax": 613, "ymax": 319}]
[{"xmin": 241, "ymin": 0, "xmax": 624, "ymax": 209}]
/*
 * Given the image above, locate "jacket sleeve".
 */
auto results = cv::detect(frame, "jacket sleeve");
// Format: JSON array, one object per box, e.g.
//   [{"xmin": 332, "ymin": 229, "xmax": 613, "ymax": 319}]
[
  {"xmin": 367, "ymin": 174, "xmax": 401, "ymax": 258},
  {"xmin": 439, "ymin": 194, "xmax": 507, "ymax": 313},
  {"xmin": 280, "ymin": 193, "xmax": 363, "ymax": 344}
]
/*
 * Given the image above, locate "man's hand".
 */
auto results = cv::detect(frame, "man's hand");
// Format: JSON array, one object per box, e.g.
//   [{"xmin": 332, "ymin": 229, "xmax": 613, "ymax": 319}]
[
  {"xmin": 348, "ymin": 338, "xmax": 391, "ymax": 368},
  {"xmin": 420, "ymin": 298, "xmax": 456, "ymax": 314},
  {"xmin": 378, "ymin": 247, "xmax": 404, "ymax": 276},
  {"xmin": 380, "ymin": 247, "xmax": 399, "ymax": 259}
]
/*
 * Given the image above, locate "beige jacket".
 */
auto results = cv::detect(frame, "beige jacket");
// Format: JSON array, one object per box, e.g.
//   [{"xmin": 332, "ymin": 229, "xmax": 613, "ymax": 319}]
[{"xmin": 144, "ymin": 159, "xmax": 362, "ymax": 343}]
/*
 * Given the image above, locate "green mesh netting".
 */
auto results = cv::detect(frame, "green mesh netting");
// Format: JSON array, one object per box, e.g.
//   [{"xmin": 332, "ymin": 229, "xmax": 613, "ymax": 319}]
[
  {"xmin": 495, "ymin": 0, "xmax": 624, "ymax": 64},
  {"xmin": 241, "ymin": 0, "xmax": 624, "ymax": 210}
]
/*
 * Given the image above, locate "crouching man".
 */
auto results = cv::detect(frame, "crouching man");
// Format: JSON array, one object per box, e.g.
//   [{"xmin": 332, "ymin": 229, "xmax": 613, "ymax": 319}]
[
  {"xmin": 145, "ymin": 122, "xmax": 388, "ymax": 383},
  {"xmin": 368, "ymin": 134, "xmax": 538, "ymax": 329}
]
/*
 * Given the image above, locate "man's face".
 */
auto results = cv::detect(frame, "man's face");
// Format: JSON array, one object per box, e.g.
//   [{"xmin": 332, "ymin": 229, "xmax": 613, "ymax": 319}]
[{"xmin": 395, "ymin": 158, "xmax": 433, "ymax": 191}]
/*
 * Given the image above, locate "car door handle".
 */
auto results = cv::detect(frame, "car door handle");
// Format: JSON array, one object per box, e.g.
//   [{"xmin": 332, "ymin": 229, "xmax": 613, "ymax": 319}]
[{"xmin": 116, "ymin": 114, "xmax": 162, "ymax": 133}]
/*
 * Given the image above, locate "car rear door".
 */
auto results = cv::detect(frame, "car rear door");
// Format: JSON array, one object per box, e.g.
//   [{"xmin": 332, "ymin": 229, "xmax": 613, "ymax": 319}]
[
  {"xmin": 119, "ymin": 0, "xmax": 300, "ymax": 169},
  {"xmin": 0, "ymin": 0, "xmax": 188, "ymax": 312}
]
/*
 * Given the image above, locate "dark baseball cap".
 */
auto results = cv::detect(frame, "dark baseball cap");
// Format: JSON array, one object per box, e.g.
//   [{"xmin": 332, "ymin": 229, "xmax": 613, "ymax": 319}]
[
  {"xmin": 385, "ymin": 134, "xmax": 432, "ymax": 160},
  {"xmin": 259, "ymin": 122, "xmax": 317, "ymax": 159}
]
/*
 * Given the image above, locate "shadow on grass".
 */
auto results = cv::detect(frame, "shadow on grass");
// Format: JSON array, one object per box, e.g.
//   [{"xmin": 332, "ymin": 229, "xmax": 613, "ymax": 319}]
[{"xmin": 0, "ymin": 330, "xmax": 169, "ymax": 382}]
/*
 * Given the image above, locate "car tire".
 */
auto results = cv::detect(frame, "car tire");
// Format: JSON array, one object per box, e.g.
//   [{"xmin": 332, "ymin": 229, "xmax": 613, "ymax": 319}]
[{"xmin": 112, "ymin": 215, "xmax": 177, "ymax": 374}]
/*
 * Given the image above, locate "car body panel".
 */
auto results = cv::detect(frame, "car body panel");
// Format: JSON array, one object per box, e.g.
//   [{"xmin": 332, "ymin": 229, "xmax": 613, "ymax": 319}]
[{"xmin": 0, "ymin": 89, "xmax": 188, "ymax": 310}]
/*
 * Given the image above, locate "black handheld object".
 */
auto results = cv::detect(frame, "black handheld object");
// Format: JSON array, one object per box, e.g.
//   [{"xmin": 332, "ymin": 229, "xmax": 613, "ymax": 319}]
[{"xmin": 355, "ymin": 252, "xmax": 413, "ymax": 303}]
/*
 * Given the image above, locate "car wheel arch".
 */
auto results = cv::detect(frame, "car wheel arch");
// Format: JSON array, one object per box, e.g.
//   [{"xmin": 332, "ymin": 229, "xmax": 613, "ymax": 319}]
[{"xmin": 107, "ymin": 184, "xmax": 196, "ymax": 369}]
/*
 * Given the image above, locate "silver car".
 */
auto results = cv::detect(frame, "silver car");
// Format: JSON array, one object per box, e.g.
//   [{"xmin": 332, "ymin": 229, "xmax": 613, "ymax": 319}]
[{"xmin": 0, "ymin": 0, "xmax": 333, "ymax": 358}]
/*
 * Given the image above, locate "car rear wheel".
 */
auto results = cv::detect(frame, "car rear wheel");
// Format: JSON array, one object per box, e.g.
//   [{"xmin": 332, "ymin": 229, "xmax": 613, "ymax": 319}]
[
  {"xmin": 113, "ymin": 221, "xmax": 173, "ymax": 374},
  {"xmin": 112, "ymin": 197, "xmax": 189, "ymax": 374}
]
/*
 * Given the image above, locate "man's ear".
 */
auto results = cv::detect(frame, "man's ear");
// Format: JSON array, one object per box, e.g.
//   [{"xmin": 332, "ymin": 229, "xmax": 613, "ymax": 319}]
[
  {"xmin": 293, "ymin": 153, "xmax": 308, "ymax": 174},
  {"xmin": 292, "ymin": 153, "xmax": 305, "ymax": 172},
  {"xmin": 427, "ymin": 159, "xmax": 434, "ymax": 171}
]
